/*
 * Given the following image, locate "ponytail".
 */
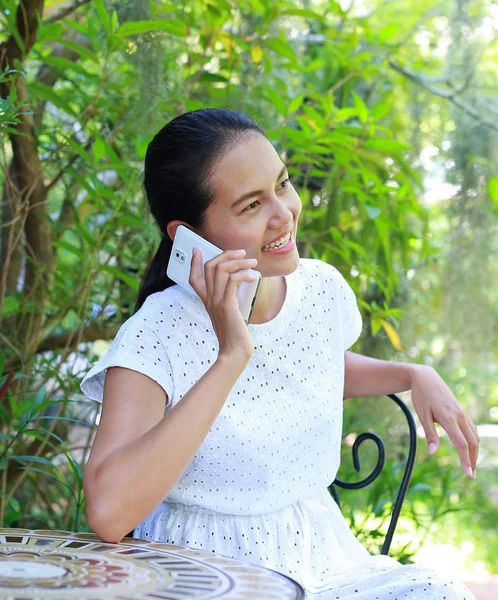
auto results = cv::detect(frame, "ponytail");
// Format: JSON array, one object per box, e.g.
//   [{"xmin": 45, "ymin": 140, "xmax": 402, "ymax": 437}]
[{"xmin": 133, "ymin": 235, "xmax": 174, "ymax": 314}]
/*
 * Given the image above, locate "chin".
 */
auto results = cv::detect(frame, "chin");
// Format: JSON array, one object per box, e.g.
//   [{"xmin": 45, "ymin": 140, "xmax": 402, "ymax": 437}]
[{"xmin": 258, "ymin": 252, "xmax": 300, "ymax": 278}]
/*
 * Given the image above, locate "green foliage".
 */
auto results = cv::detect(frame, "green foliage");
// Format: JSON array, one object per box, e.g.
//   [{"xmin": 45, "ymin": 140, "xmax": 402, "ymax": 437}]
[
  {"xmin": 0, "ymin": 68, "xmax": 26, "ymax": 133},
  {"xmin": 0, "ymin": 351, "xmax": 87, "ymax": 531}
]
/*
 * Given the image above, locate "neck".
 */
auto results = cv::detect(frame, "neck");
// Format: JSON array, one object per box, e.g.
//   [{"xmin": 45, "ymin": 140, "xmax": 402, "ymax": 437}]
[{"xmin": 248, "ymin": 275, "xmax": 286, "ymax": 324}]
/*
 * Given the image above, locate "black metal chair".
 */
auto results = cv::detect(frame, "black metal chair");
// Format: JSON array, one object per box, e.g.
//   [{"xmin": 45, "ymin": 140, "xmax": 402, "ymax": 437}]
[{"xmin": 328, "ymin": 393, "xmax": 417, "ymax": 556}]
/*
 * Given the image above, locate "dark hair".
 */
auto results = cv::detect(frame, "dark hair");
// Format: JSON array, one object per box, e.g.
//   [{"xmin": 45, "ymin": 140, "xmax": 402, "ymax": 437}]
[{"xmin": 133, "ymin": 108, "xmax": 267, "ymax": 314}]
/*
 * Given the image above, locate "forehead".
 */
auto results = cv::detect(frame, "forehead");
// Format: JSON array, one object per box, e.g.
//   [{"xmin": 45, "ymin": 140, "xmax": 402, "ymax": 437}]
[{"xmin": 210, "ymin": 133, "xmax": 284, "ymax": 197}]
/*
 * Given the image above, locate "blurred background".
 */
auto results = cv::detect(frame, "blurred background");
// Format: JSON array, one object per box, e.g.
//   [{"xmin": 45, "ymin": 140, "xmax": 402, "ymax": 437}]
[{"xmin": 0, "ymin": 0, "xmax": 496, "ymax": 595}]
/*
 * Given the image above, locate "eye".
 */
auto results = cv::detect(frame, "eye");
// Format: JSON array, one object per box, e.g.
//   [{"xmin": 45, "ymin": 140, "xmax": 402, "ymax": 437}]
[
  {"xmin": 244, "ymin": 200, "xmax": 260, "ymax": 212},
  {"xmin": 279, "ymin": 178, "xmax": 290, "ymax": 190}
]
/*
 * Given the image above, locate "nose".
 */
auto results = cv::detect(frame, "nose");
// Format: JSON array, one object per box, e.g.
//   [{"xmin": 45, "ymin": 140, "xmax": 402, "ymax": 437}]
[{"xmin": 269, "ymin": 195, "xmax": 294, "ymax": 228}]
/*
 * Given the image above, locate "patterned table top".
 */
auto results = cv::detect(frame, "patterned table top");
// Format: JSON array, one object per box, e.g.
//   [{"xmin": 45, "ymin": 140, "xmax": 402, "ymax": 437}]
[{"xmin": 0, "ymin": 528, "xmax": 304, "ymax": 599}]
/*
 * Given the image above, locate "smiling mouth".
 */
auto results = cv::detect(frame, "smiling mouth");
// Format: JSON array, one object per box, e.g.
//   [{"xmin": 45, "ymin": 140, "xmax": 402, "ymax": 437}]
[{"xmin": 261, "ymin": 231, "xmax": 292, "ymax": 251}]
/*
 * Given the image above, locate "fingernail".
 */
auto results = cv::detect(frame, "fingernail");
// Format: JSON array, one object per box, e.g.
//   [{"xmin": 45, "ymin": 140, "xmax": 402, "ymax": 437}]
[
  {"xmin": 473, "ymin": 469, "xmax": 476, "ymax": 480},
  {"xmin": 428, "ymin": 443, "xmax": 437, "ymax": 455},
  {"xmin": 192, "ymin": 248, "xmax": 197, "ymax": 257},
  {"xmin": 465, "ymin": 466, "xmax": 473, "ymax": 478}
]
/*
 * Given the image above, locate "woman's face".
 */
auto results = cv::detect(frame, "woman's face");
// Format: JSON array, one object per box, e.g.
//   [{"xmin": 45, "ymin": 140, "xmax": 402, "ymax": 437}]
[{"xmin": 200, "ymin": 133, "xmax": 302, "ymax": 278}]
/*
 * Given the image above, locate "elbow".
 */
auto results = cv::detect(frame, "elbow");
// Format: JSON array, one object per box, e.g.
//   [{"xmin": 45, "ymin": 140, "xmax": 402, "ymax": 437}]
[
  {"xmin": 84, "ymin": 475, "xmax": 127, "ymax": 544},
  {"xmin": 86, "ymin": 501, "xmax": 127, "ymax": 544},
  {"xmin": 86, "ymin": 507, "xmax": 123, "ymax": 544}
]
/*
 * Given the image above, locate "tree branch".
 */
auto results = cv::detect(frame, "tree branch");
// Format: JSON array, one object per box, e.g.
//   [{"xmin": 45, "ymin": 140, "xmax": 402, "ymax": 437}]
[
  {"xmin": 43, "ymin": 0, "xmax": 92, "ymax": 25},
  {"xmin": 389, "ymin": 60, "xmax": 498, "ymax": 133}
]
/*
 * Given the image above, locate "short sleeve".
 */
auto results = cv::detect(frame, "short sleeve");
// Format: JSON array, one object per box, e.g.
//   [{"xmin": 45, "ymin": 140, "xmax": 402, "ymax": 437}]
[
  {"xmin": 80, "ymin": 319, "xmax": 174, "ymax": 405},
  {"xmin": 318, "ymin": 260, "xmax": 363, "ymax": 351},
  {"xmin": 339, "ymin": 273, "xmax": 363, "ymax": 350}
]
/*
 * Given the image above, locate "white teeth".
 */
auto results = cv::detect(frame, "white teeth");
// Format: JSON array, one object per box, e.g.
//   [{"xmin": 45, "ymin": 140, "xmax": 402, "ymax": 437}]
[{"xmin": 262, "ymin": 232, "xmax": 291, "ymax": 251}]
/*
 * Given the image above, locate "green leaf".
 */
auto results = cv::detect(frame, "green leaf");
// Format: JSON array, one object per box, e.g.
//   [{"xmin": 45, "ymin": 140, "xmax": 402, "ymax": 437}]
[
  {"xmin": 0, "ymin": 295, "xmax": 20, "ymax": 318},
  {"xmin": 65, "ymin": 137, "xmax": 93, "ymax": 164},
  {"xmin": 66, "ymin": 454, "xmax": 84, "ymax": 481},
  {"xmin": 488, "ymin": 177, "xmax": 498, "ymax": 204},
  {"xmin": 33, "ymin": 385, "xmax": 46, "ymax": 411},
  {"xmin": 288, "ymin": 93, "xmax": 304, "ymax": 114},
  {"xmin": 264, "ymin": 37, "xmax": 296, "ymax": 62},
  {"xmin": 352, "ymin": 92, "xmax": 369, "ymax": 125},
  {"xmin": 102, "ymin": 265, "xmax": 140, "ymax": 290},
  {"xmin": 111, "ymin": 10, "xmax": 119, "ymax": 32},
  {"xmin": 107, "ymin": 33, "xmax": 126, "ymax": 52},
  {"xmin": 94, "ymin": 0, "xmax": 112, "ymax": 33},
  {"xmin": 36, "ymin": 22, "xmax": 64, "ymax": 44},
  {"xmin": 92, "ymin": 136, "xmax": 106, "ymax": 161},
  {"xmin": 28, "ymin": 82, "xmax": 76, "ymax": 116},
  {"xmin": 58, "ymin": 39, "xmax": 100, "ymax": 64},
  {"xmin": 371, "ymin": 102, "xmax": 390, "ymax": 120},
  {"xmin": 11, "ymin": 28, "xmax": 26, "ymax": 56},
  {"xmin": 195, "ymin": 72, "xmax": 229, "ymax": 83},
  {"xmin": 378, "ymin": 23, "xmax": 399, "ymax": 44},
  {"xmin": 279, "ymin": 8, "xmax": 325, "ymax": 19},
  {"xmin": 116, "ymin": 19, "xmax": 188, "ymax": 37},
  {"xmin": 333, "ymin": 107, "xmax": 359, "ymax": 123},
  {"xmin": 371, "ymin": 319, "xmax": 382, "ymax": 336},
  {"xmin": 410, "ymin": 483, "xmax": 432, "ymax": 493},
  {"xmin": 117, "ymin": 215, "xmax": 151, "ymax": 229},
  {"xmin": 263, "ymin": 84, "xmax": 287, "ymax": 117},
  {"xmin": 17, "ymin": 467, "xmax": 76, "ymax": 498},
  {"xmin": 74, "ymin": 223, "xmax": 97, "ymax": 247},
  {"xmin": 10, "ymin": 455, "xmax": 56, "ymax": 468},
  {"xmin": 53, "ymin": 239, "xmax": 83, "ymax": 257},
  {"xmin": 39, "ymin": 55, "xmax": 91, "ymax": 77}
]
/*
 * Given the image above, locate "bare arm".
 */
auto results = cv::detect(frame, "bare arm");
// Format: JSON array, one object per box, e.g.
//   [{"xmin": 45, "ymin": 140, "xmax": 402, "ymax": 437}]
[
  {"xmin": 343, "ymin": 351, "xmax": 479, "ymax": 479},
  {"xmin": 343, "ymin": 351, "xmax": 413, "ymax": 399},
  {"xmin": 84, "ymin": 248, "xmax": 259, "ymax": 543},
  {"xmin": 84, "ymin": 354, "xmax": 248, "ymax": 543}
]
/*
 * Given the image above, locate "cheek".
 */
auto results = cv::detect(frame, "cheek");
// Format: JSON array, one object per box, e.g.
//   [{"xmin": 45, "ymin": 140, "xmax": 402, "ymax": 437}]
[{"xmin": 210, "ymin": 227, "xmax": 254, "ymax": 251}]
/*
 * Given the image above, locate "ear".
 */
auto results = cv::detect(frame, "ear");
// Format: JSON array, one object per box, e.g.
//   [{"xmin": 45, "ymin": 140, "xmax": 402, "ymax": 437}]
[{"xmin": 166, "ymin": 220, "xmax": 190, "ymax": 242}]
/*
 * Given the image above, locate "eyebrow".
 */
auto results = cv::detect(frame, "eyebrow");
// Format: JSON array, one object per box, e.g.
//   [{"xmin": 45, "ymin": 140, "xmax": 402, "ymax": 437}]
[{"xmin": 230, "ymin": 165, "xmax": 288, "ymax": 210}]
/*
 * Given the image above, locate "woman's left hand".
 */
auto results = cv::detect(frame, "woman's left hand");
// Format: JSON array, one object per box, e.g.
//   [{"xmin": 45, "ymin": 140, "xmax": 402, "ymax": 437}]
[{"xmin": 410, "ymin": 364, "xmax": 480, "ymax": 479}]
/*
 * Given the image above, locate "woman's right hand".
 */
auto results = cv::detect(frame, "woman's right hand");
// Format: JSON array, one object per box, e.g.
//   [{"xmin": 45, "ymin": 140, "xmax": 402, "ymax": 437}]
[{"xmin": 189, "ymin": 248, "xmax": 257, "ymax": 364}]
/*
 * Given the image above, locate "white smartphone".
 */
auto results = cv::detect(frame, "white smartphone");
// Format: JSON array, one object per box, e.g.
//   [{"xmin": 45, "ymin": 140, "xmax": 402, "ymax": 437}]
[{"xmin": 167, "ymin": 225, "xmax": 262, "ymax": 324}]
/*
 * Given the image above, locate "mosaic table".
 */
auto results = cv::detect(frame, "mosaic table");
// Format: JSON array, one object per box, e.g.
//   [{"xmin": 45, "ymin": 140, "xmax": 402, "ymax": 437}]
[{"xmin": 0, "ymin": 528, "xmax": 304, "ymax": 599}]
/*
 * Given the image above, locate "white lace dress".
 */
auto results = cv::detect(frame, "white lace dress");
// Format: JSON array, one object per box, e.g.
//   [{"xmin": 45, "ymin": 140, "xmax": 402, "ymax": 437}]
[{"xmin": 81, "ymin": 258, "xmax": 474, "ymax": 599}]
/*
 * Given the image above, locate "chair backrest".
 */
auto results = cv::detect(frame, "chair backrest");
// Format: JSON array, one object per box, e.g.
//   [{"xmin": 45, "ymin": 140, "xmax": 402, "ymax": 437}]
[{"xmin": 328, "ymin": 393, "xmax": 417, "ymax": 556}]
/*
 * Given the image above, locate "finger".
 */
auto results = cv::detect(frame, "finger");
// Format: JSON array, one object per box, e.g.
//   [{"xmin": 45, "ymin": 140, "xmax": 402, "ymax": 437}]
[
  {"xmin": 189, "ymin": 248, "xmax": 206, "ymax": 301},
  {"xmin": 444, "ymin": 423, "xmax": 473, "ymax": 478},
  {"xmin": 223, "ymin": 270, "xmax": 259, "ymax": 304},
  {"xmin": 210, "ymin": 258, "xmax": 258, "ymax": 304},
  {"xmin": 466, "ymin": 413, "xmax": 480, "ymax": 444},
  {"xmin": 418, "ymin": 410, "xmax": 439, "ymax": 455},
  {"xmin": 204, "ymin": 249, "xmax": 246, "ymax": 297},
  {"xmin": 463, "ymin": 413, "xmax": 480, "ymax": 472},
  {"xmin": 211, "ymin": 268, "xmax": 230, "ymax": 306}
]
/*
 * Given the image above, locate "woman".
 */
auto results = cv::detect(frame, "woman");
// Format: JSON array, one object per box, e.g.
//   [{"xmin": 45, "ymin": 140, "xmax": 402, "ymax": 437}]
[{"xmin": 81, "ymin": 108, "xmax": 478, "ymax": 598}]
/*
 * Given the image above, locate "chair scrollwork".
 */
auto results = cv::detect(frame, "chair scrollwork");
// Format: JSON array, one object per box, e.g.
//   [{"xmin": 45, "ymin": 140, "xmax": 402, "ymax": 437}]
[{"xmin": 329, "ymin": 393, "xmax": 417, "ymax": 556}]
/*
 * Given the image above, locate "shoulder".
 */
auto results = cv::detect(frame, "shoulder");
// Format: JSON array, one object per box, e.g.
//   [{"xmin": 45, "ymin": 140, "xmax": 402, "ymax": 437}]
[
  {"xmin": 134, "ymin": 285, "xmax": 203, "ymax": 326},
  {"xmin": 127, "ymin": 285, "xmax": 209, "ymax": 347}
]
